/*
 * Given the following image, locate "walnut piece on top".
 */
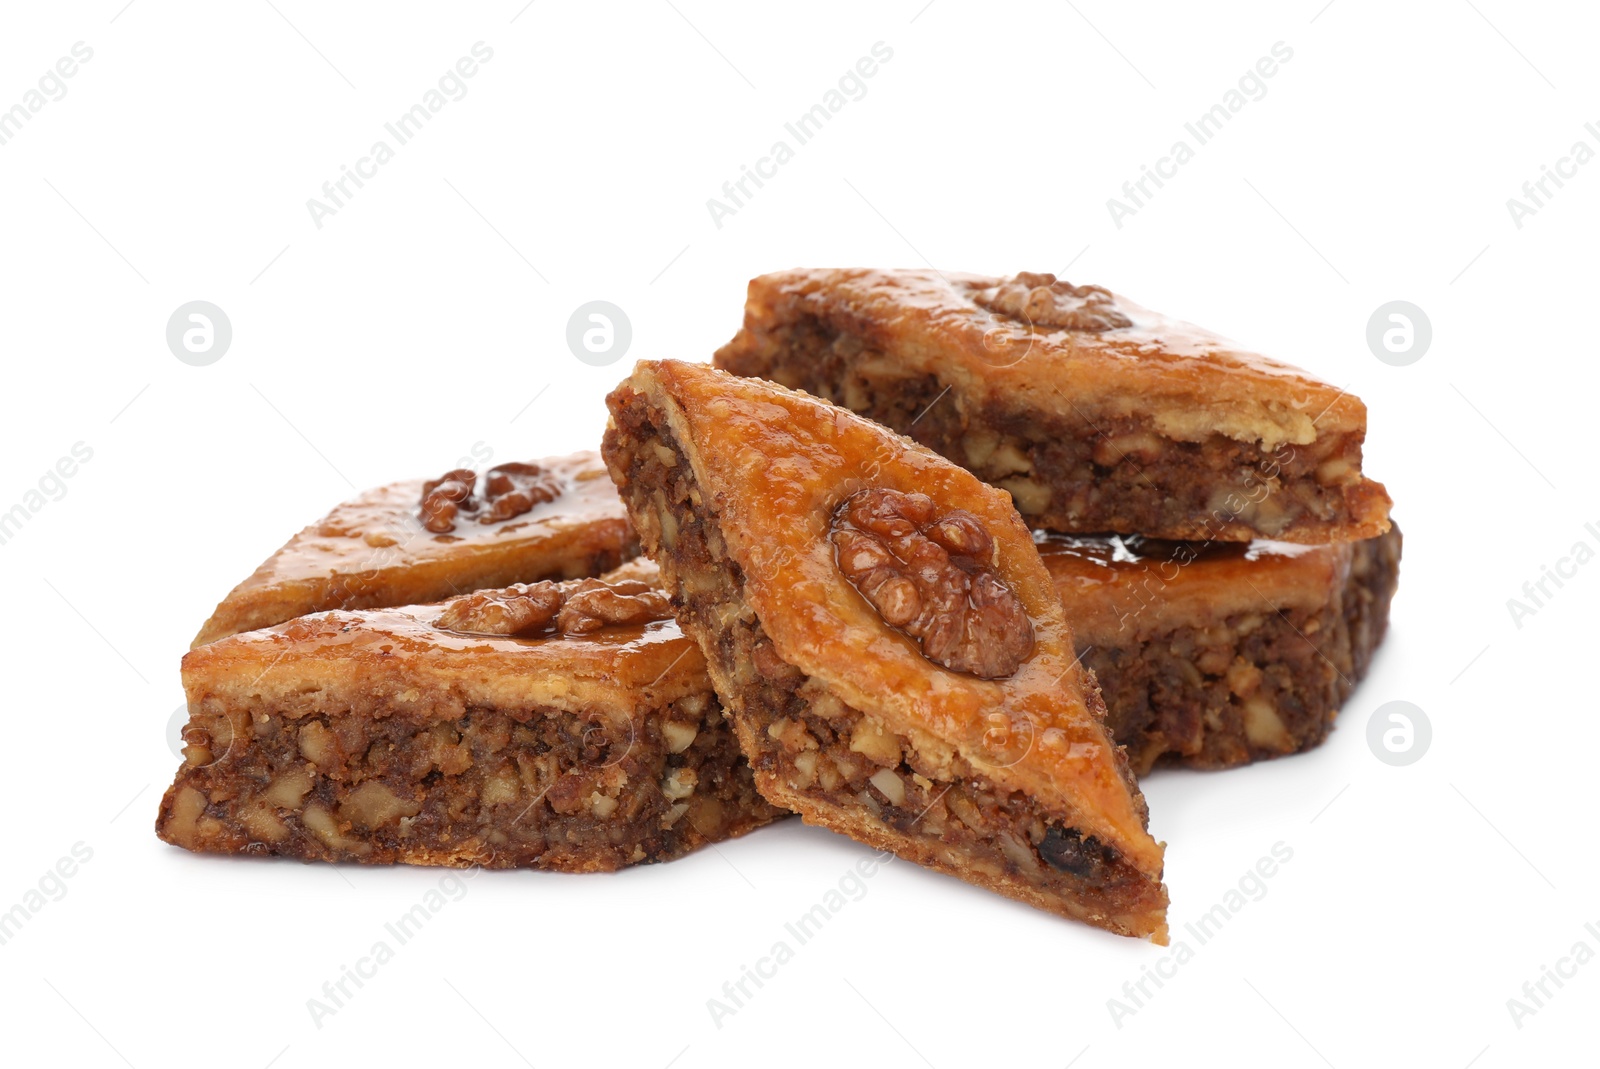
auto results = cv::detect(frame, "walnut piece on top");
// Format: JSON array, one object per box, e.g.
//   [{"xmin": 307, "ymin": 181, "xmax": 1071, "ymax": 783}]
[
  {"xmin": 434, "ymin": 583, "xmax": 562, "ymax": 635},
  {"xmin": 480, "ymin": 462, "xmax": 562, "ymax": 524},
  {"xmin": 832, "ymin": 488, "xmax": 1034, "ymax": 679},
  {"xmin": 418, "ymin": 462, "xmax": 563, "ymax": 533},
  {"xmin": 435, "ymin": 578, "xmax": 671, "ymax": 638},
  {"xmin": 557, "ymin": 578, "xmax": 671, "ymax": 635},
  {"xmin": 419, "ymin": 469, "xmax": 478, "ymax": 533},
  {"xmin": 973, "ymin": 272, "xmax": 1132, "ymax": 332}
]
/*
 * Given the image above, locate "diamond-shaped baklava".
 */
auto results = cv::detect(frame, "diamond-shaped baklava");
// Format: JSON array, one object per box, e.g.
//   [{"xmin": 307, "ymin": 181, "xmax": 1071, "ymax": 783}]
[{"xmin": 604, "ymin": 360, "xmax": 1169, "ymax": 940}]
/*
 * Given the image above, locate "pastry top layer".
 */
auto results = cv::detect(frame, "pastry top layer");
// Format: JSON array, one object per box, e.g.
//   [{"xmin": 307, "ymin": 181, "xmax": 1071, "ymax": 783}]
[
  {"xmin": 182, "ymin": 585, "xmax": 707, "ymax": 723},
  {"xmin": 720, "ymin": 268, "xmax": 1365, "ymax": 449},
  {"xmin": 1038, "ymin": 533, "xmax": 1353, "ymax": 643},
  {"xmin": 193, "ymin": 451, "xmax": 633, "ymax": 647},
  {"xmin": 618, "ymin": 359, "xmax": 1162, "ymax": 873},
  {"xmin": 253, "ymin": 450, "xmax": 623, "ymax": 581}
]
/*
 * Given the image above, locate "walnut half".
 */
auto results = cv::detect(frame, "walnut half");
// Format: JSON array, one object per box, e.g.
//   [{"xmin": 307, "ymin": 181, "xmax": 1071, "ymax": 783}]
[
  {"xmin": 418, "ymin": 462, "xmax": 563, "ymax": 533},
  {"xmin": 419, "ymin": 469, "xmax": 478, "ymax": 533},
  {"xmin": 479, "ymin": 462, "xmax": 562, "ymax": 524},
  {"xmin": 558, "ymin": 579, "xmax": 671, "ymax": 635},
  {"xmin": 973, "ymin": 272, "xmax": 1132, "ymax": 332},
  {"xmin": 832, "ymin": 488, "xmax": 1034, "ymax": 679},
  {"xmin": 434, "ymin": 583, "xmax": 562, "ymax": 636},
  {"xmin": 435, "ymin": 578, "xmax": 671, "ymax": 638}
]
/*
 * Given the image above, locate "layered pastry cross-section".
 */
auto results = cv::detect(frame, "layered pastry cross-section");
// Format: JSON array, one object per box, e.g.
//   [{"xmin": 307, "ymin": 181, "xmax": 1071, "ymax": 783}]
[
  {"xmin": 192, "ymin": 450, "xmax": 636, "ymax": 648},
  {"xmin": 715, "ymin": 269, "xmax": 1392, "ymax": 544},
  {"xmin": 603, "ymin": 359, "xmax": 1169, "ymax": 940},
  {"xmin": 159, "ymin": 573, "xmax": 784, "ymax": 871},
  {"xmin": 1042, "ymin": 527, "xmax": 1402, "ymax": 773}
]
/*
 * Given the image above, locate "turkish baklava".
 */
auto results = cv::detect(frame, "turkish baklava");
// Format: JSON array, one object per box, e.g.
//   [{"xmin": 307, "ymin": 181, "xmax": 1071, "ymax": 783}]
[
  {"xmin": 159, "ymin": 573, "xmax": 783, "ymax": 870},
  {"xmin": 715, "ymin": 269, "xmax": 1392, "ymax": 544},
  {"xmin": 604, "ymin": 360, "xmax": 1169, "ymax": 941}
]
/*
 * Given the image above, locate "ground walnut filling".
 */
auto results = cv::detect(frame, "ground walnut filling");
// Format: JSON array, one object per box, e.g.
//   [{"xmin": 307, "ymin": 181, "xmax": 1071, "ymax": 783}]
[
  {"xmin": 158, "ymin": 689, "xmax": 758, "ymax": 871},
  {"xmin": 1090, "ymin": 607, "xmax": 1341, "ymax": 774},
  {"xmin": 605, "ymin": 396, "xmax": 1156, "ymax": 915},
  {"xmin": 746, "ymin": 671, "xmax": 1142, "ymax": 901},
  {"xmin": 731, "ymin": 319, "xmax": 1365, "ymax": 538}
]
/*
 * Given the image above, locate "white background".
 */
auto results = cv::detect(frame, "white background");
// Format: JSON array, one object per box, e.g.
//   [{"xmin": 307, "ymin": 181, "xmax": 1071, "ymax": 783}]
[{"xmin": 1, "ymin": 1, "xmax": 1595, "ymax": 1066}]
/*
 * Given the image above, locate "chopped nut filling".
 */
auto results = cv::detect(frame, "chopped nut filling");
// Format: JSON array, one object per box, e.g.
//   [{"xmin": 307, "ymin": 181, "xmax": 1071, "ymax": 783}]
[{"xmin": 158, "ymin": 689, "xmax": 776, "ymax": 871}]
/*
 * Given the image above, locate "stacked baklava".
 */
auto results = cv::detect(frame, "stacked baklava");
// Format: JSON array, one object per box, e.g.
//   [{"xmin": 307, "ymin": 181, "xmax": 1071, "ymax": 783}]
[{"xmin": 159, "ymin": 271, "xmax": 1399, "ymax": 943}]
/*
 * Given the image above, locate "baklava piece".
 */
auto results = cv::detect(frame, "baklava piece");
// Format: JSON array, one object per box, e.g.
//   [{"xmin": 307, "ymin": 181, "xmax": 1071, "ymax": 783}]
[
  {"xmin": 159, "ymin": 575, "xmax": 783, "ymax": 870},
  {"xmin": 192, "ymin": 451, "xmax": 637, "ymax": 647},
  {"xmin": 603, "ymin": 360, "xmax": 1169, "ymax": 941},
  {"xmin": 1040, "ymin": 526, "xmax": 1402, "ymax": 773},
  {"xmin": 715, "ymin": 269, "xmax": 1392, "ymax": 543}
]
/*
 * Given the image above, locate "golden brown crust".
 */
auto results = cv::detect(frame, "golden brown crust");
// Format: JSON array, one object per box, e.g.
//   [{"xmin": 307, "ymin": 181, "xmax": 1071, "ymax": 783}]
[
  {"xmin": 714, "ymin": 269, "xmax": 1392, "ymax": 543},
  {"xmin": 191, "ymin": 451, "xmax": 637, "ymax": 648},
  {"xmin": 603, "ymin": 360, "xmax": 1168, "ymax": 939}
]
